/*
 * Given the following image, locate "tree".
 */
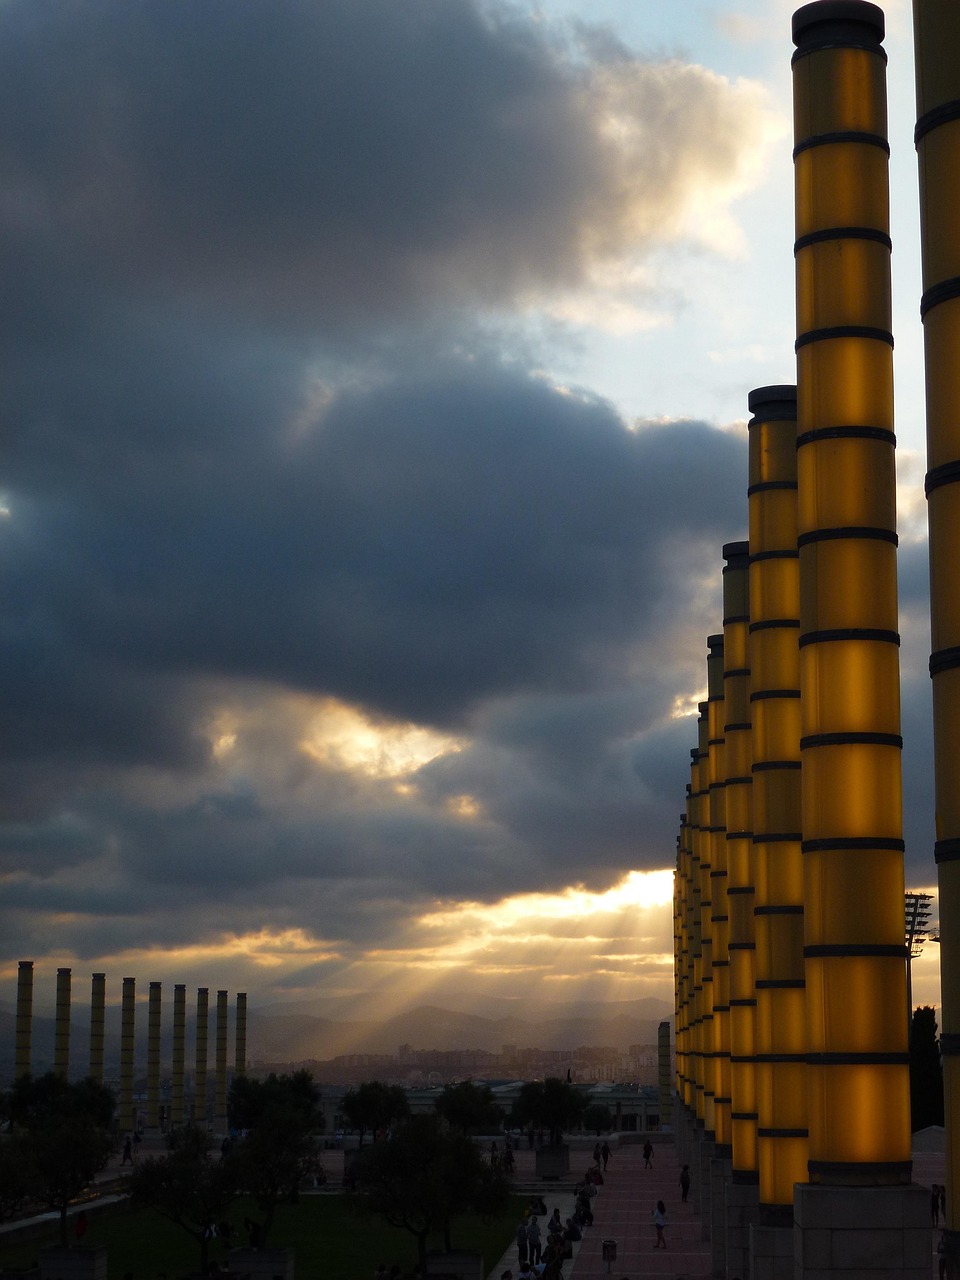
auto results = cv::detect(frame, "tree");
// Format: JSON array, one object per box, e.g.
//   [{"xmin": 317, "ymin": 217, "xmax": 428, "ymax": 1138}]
[
  {"xmin": 353, "ymin": 1114, "xmax": 510, "ymax": 1265},
  {"xmin": 511, "ymin": 1078, "xmax": 585, "ymax": 1145},
  {"xmin": 341, "ymin": 1080, "xmax": 410, "ymax": 1146},
  {"xmin": 434, "ymin": 1081, "xmax": 503, "ymax": 1136},
  {"xmin": 581, "ymin": 1103, "xmax": 613, "ymax": 1136},
  {"xmin": 229, "ymin": 1071, "xmax": 324, "ymax": 1246},
  {"xmin": 6, "ymin": 1073, "xmax": 115, "ymax": 1247},
  {"xmin": 910, "ymin": 1004, "xmax": 945, "ymax": 1131},
  {"xmin": 131, "ymin": 1125, "xmax": 239, "ymax": 1274}
]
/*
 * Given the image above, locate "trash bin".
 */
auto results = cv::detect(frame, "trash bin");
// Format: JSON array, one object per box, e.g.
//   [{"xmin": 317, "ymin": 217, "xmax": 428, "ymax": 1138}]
[{"xmin": 602, "ymin": 1239, "xmax": 617, "ymax": 1262}]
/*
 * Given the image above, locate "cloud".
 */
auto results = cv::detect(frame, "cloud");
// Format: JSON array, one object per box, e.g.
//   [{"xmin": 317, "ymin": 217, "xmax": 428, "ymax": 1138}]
[{"xmin": 0, "ymin": 0, "xmax": 779, "ymax": 329}]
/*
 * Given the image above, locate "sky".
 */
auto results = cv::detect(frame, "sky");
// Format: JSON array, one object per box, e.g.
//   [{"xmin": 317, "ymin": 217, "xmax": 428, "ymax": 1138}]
[{"xmin": 0, "ymin": 0, "xmax": 943, "ymax": 1030}]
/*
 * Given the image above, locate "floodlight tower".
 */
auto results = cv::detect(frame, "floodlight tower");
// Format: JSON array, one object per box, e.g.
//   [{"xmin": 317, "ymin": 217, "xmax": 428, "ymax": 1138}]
[{"xmin": 905, "ymin": 891, "xmax": 933, "ymax": 1032}]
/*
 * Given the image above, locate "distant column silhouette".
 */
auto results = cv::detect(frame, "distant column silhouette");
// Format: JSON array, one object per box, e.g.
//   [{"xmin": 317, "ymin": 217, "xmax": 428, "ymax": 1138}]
[
  {"xmin": 195, "ymin": 987, "xmax": 209, "ymax": 1124},
  {"xmin": 215, "ymin": 990, "xmax": 229, "ymax": 1132},
  {"xmin": 15, "ymin": 960, "xmax": 33, "ymax": 1080},
  {"xmin": 120, "ymin": 977, "xmax": 136, "ymax": 1132},
  {"xmin": 147, "ymin": 982, "xmax": 161, "ymax": 1128},
  {"xmin": 54, "ymin": 967, "xmax": 71, "ymax": 1079},
  {"xmin": 90, "ymin": 972, "xmax": 106, "ymax": 1084},
  {"xmin": 172, "ymin": 983, "xmax": 186, "ymax": 1128}
]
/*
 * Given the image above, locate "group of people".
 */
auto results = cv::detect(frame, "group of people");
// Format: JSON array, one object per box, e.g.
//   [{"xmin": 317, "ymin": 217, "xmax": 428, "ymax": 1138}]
[
  {"xmin": 490, "ymin": 1138, "xmax": 516, "ymax": 1172},
  {"xmin": 509, "ymin": 1165, "xmax": 606, "ymax": 1280}
]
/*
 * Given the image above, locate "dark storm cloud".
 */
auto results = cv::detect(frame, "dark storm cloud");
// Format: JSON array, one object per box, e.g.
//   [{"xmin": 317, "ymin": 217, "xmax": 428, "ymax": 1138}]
[{"xmin": 0, "ymin": 0, "xmax": 771, "ymax": 326}]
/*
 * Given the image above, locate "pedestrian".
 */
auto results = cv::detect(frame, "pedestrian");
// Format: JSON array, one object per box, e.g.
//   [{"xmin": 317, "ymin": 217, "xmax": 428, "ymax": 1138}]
[
  {"xmin": 932, "ymin": 1184, "xmax": 941, "ymax": 1227},
  {"xmin": 941, "ymin": 1185, "xmax": 947, "ymax": 1221},
  {"xmin": 680, "ymin": 1164, "xmax": 691, "ymax": 1202},
  {"xmin": 527, "ymin": 1215, "xmax": 542, "ymax": 1265},
  {"xmin": 593, "ymin": 1141, "xmax": 602, "ymax": 1165},
  {"xmin": 652, "ymin": 1199, "xmax": 667, "ymax": 1249},
  {"xmin": 600, "ymin": 1140, "xmax": 611, "ymax": 1170},
  {"xmin": 642, "ymin": 1138, "xmax": 653, "ymax": 1169},
  {"xmin": 121, "ymin": 1136, "xmax": 133, "ymax": 1165},
  {"xmin": 516, "ymin": 1219, "xmax": 528, "ymax": 1266}
]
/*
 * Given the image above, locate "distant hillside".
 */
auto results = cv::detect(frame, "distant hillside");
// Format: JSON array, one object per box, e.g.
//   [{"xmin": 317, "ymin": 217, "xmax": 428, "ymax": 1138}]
[{"xmin": 246, "ymin": 997, "xmax": 673, "ymax": 1061}]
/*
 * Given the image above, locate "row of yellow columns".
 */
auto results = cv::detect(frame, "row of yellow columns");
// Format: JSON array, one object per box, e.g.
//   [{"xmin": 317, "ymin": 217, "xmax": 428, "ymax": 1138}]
[
  {"xmin": 14, "ymin": 961, "xmax": 247, "ymax": 1132},
  {"xmin": 675, "ymin": 3, "xmax": 918, "ymax": 1259}
]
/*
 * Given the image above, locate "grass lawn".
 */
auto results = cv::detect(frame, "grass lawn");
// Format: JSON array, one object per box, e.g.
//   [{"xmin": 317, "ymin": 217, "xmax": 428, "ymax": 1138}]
[{"xmin": 0, "ymin": 1192, "xmax": 525, "ymax": 1279}]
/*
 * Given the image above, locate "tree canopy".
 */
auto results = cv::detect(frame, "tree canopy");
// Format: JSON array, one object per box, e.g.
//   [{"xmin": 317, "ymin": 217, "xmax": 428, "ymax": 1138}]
[
  {"xmin": 511, "ymin": 1078, "xmax": 585, "ymax": 1145},
  {"xmin": 352, "ymin": 1113, "xmax": 510, "ymax": 1264},
  {"xmin": 228, "ymin": 1070, "xmax": 324, "ymax": 1245},
  {"xmin": 581, "ymin": 1103, "xmax": 613, "ymax": 1136},
  {"xmin": 5, "ymin": 1073, "xmax": 116, "ymax": 1246},
  {"xmin": 341, "ymin": 1080, "xmax": 410, "ymax": 1145},
  {"xmin": 131, "ymin": 1124, "xmax": 239, "ymax": 1274},
  {"xmin": 434, "ymin": 1081, "xmax": 504, "ymax": 1136}
]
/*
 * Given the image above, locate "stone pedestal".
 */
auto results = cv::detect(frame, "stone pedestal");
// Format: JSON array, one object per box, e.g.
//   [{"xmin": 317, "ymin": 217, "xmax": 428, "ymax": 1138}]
[
  {"xmin": 710, "ymin": 1151, "xmax": 732, "ymax": 1275},
  {"xmin": 535, "ymin": 1144, "xmax": 570, "ymax": 1180},
  {"xmin": 751, "ymin": 1219, "xmax": 794, "ymax": 1280},
  {"xmin": 794, "ymin": 1182, "xmax": 930, "ymax": 1280},
  {"xmin": 39, "ymin": 1248, "xmax": 108, "ymax": 1280},
  {"xmin": 697, "ymin": 1134, "xmax": 717, "ymax": 1240},
  {"xmin": 726, "ymin": 1174, "xmax": 760, "ymax": 1279},
  {"xmin": 227, "ymin": 1247, "xmax": 295, "ymax": 1279}
]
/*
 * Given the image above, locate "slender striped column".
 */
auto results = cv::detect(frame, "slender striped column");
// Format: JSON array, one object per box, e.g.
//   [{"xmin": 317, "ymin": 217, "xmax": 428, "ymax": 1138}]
[
  {"xmin": 658, "ymin": 1020, "xmax": 673, "ymax": 1132},
  {"xmin": 235, "ymin": 992, "xmax": 247, "ymax": 1078},
  {"xmin": 722, "ymin": 542, "xmax": 757, "ymax": 1187},
  {"xmin": 696, "ymin": 698, "xmax": 716, "ymax": 1138},
  {"xmin": 677, "ymin": 801, "xmax": 695, "ymax": 1113},
  {"xmin": 747, "ymin": 384, "xmax": 808, "ymax": 1215},
  {"xmin": 913, "ymin": 0, "xmax": 960, "ymax": 1244},
  {"xmin": 215, "ymin": 990, "xmax": 229, "ymax": 1132},
  {"xmin": 15, "ymin": 960, "xmax": 33, "ymax": 1080},
  {"xmin": 707, "ymin": 632, "xmax": 732, "ymax": 1153},
  {"xmin": 120, "ymin": 977, "xmax": 136, "ymax": 1132},
  {"xmin": 54, "ymin": 968, "xmax": 71, "ymax": 1079},
  {"xmin": 147, "ymin": 982, "xmax": 161, "ymax": 1128},
  {"xmin": 793, "ymin": 1, "xmax": 910, "ymax": 1184},
  {"xmin": 690, "ymin": 723, "xmax": 709, "ymax": 1129},
  {"xmin": 195, "ymin": 987, "xmax": 209, "ymax": 1124},
  {"xmin": 90, "ymin": 973, "xmax": 106, "ymax": 1083},
  {"xmin": 172, "ymin": 984, "xmax": 186, "ymax": 1128}
]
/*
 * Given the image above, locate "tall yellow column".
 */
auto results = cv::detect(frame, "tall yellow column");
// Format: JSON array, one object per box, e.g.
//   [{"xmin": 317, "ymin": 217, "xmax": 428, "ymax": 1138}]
[
  {"xmin": 722, "ymin": 542, "xmax": 760, "ymax": 1274},
  {"xmin": 793, "ymin": 0, "xmax": 910, "ymax": 1188},
  {"xmin": 15, "ymin": 960, "xmax": 33, "ymax": 1080},
  {"xmin": 913, "ymin": 0, "xmax": 960, "ymax": 1256},
  {"xmin": 235, "ymin": 992, "xmax": 247, "ymax": 1078},
  {"xmin": 120, "ymin": 977, "xmax": 136, "ymax": 1132},
  {"xmin": 172, "ymin": 983, "xmax": 186, "ymax": 1128},
  {"xmin": 195, "ymin": 987, "xmax": 209, "ymax": 1124},
  {"xmin": 54, "ymin": 967, "xmax": 71, "ymax": 1079},
  {"xmin": 215, "ymin": 990, "xmax": 229, "ymax": 1132},
  {"xmin": 690, "ymin": 716, "xmax": 709, "ymax": 1131},
  {"xmin": 697, "ymin": 695, "xmax": 717, "ymax": 1140},
  {"xmin": 90, "ymin": 973, "xmax": 106, "ymax": 1084},
  {"xmin": 147, "ymin": 982, "xmax": 161, "ymax": 1128},
  {"xmin": 707, "ymin": 632, "xmax": 732, "ymax": 1154},
  {"xmin": 747, "ymin": 384, "xmax": 808, "ymax": 1223}
]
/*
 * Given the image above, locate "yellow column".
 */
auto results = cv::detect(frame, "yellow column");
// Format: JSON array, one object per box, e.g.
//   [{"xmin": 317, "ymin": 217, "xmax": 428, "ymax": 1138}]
[
  {"xmin": 90, "ymin": 973, "xmax": 106, "ymax": 1084},
  {"xmin": 235, "ymin": 992, "xmax": 247, "ymax": 1078},
  {"xmin": 215, "ymin": 989, "xmax": 229, "ymax": 1132},
  {"xmin": 172, "ymin": 983, "xmax": 186, "ymax": 1128},
  {"xmin": 195, "ymin": 987, "xmax": 209, "ymax": 1124},
  {"xmin": 147, "ymin": 982, "xmax": 161, "ymax": 1128},
  {"xmin": 913, "ymin": 0, "xmax": 960, "ymax": 1242},
  {"xmin": 54, "ymin": 967, "xmax": 71, "ymax": 1079},
  {"xmin": 120, "ymin": 977, "xmax": 136, "ymax": 1132},
  {"xmin": 722, "ymin": 542, "xmax": 757, "ymax": 1183},
  {"xmin": 15, "ymin": 960, "xmax": 33, "ymax": 1080},
  {"xmin": 747, "ymin": 384, "xmax": 808, "ymax": 1213},
  {"xmin": 793, "ymin": 0, "xmax": 910, "ymax": 1183},
  {"xmin": 696, "ymin": 698, "xmax": 716, "ymax": 1137},
  {"xmin": 707, "ymin": 632, "xmax": 732, "ymax": 1151}
]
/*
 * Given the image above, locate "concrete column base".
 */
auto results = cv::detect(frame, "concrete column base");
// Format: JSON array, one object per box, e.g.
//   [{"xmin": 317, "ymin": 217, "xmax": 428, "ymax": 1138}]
[
  {"xmin": 711, "ymin": 1152, "xmax": 732, "ymax": 1275},
  {"xmin": 751, "ymin": 1220, "xmax": 794, "ymax": 1280},
  {"xmin": 794, "ymin": 1182, "xmax": 930, "ymax": 1280},
  {"xmin": 698, "ymin": 1134, "xmax": 717, "ymax": 1240},
  {"xmin": 726, "ymin": 1175, "xmax": 760, "ymax": 1279}
]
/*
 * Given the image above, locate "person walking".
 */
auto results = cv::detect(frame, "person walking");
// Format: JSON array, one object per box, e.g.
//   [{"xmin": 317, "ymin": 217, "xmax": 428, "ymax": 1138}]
[
  {"xmin": 516, "ymin": 1219, "xmax": 528, "ymax": 1267},
  {"xmin": 680, "ymin": 1164, "xmax": 691, "ymax": 1203},
  {"xmin": 932, "ymin": 1184, "xmax": 941, "ymax": 1227},
  {"xmin": 652, "ymin": 1200, "xmax": 667, "ymax": 1249},
  {"xmin": 642, "ymin": 1138, "xmax": 654, "ymax": 1169},
  {"xmin": 600, "ymin": 1140, "xmax": 611, "ymax": 1171},
  {"xmin": 527, "ymin": 1215, "xmax": 542, "ymax": 1265}
]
